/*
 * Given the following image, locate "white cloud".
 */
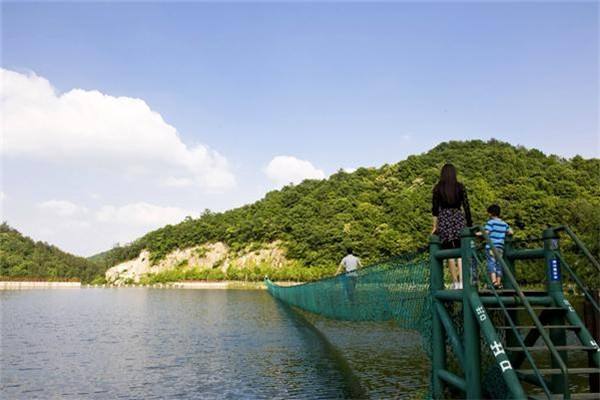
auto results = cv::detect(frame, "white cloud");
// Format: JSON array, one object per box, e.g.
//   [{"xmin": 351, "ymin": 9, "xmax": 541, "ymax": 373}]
[
  {"xmin": 28, "ymin": 200, "xmax": 197, "ymax": 254},
  {"xmin": 161, "ymin": 176, "xmax": 195, "ymax": 188},
  {"xmin": 61, "ymin": 220, "xmax": 92, "ymax": 229},
  {"xmin": 265, "ymin": 155, "xmax": 325, "ymax": 185},
  {"xmin": 0, "ymin": 192, "xmax": 5, "ymax": 219},
  {"xmin": 96, "ymin": 202, "xmax": 196, "ymax": 227},
  {"xmin": 1, "ymin": 68, "xmax": 235, "ymax": 191},
  {"xmin": 38, "ymin": 200, "xmax": 88, "ymax": 217},
  {"xmin": 342, "ymin": 167, "xmax": 357, "ymax": 173}
]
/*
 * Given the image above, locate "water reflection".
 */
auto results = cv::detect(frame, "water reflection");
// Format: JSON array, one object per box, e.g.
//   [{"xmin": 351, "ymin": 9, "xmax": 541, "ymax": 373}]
[{"xmin": 1, "ymin": 289, "xmax": 428, "ymax": 399}]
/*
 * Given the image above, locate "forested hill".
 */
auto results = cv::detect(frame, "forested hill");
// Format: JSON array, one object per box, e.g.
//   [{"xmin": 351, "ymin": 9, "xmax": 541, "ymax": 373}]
[
  {"xmin": 97, "ymin": 140, "xmax": 599, "ymax": 282},
  {"xmin": 0, "ymin": 223, "xmax": 104, "ymax": 282}
]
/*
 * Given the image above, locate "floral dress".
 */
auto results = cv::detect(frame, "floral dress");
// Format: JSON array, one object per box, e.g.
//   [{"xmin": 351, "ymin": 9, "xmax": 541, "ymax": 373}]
[{"xmin": 432, "ymin": 183, "xmax": 472, "ymax": 249}]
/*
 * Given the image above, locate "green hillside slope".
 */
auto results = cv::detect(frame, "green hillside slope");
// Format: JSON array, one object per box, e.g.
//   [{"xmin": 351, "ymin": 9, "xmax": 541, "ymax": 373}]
[
  {"xmin": 97, "ymin": 140, "xmax": 600, "ymax": 284},
  {"xmin": 0, "ymin": 223, "xmax": 104, "ymax": 283}
]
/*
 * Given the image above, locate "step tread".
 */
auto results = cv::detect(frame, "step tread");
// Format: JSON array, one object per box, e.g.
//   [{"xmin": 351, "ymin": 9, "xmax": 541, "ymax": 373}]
[
  {"xmin": 529, "ymin": 393, "xmax": 600, "ymax": 400},
  {"xmin": 507, "ymin": 345, "xmax": 597, "ymax": 351},
  {"xmin": 479, "ymin": 289, "xmax": 547, "ymax": 295},
  {"xmin": 496, "ymin": 325, "xmax": 580, "ymax": 330},
  {"xmin": 517, "ymin": 367, "xmax": 600, "ymax": 375},
  {"xmin": 486, "ymin": 306, "xmax": 565, "ymax": 311}
]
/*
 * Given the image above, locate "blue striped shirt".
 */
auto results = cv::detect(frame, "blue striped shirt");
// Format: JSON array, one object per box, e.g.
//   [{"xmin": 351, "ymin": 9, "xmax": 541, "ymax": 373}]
[{"xmin": 485, "ymin": 218, "xmax": 510, "ymax": 249}]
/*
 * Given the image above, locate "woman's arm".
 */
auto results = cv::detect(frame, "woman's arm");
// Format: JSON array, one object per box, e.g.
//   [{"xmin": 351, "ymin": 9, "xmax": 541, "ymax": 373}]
[
  {"xmin": 432, "ymin": 186, "xmax": 440, "ymax": 217},
  {"xmin": 431, "ymin": 216, "xmax": 438, "ymax": 234}
]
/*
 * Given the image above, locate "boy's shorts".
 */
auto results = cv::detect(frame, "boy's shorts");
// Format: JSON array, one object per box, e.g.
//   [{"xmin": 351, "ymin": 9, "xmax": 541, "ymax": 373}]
[{"xmin": 486, "ymin": 248, "xmax": 504, "ymax": 275}]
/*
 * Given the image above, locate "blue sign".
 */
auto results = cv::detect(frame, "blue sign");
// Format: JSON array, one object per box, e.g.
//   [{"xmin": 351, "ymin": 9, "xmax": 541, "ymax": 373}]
[{"xmin": 548, "ymin": 258, "xmax": 561, "ymax": 281}]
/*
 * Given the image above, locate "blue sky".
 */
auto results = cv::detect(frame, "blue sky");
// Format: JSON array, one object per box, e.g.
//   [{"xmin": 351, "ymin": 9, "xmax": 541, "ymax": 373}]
[{"xmin": 1, "ymin": 1, "xmax": 598, "ymax": 255}]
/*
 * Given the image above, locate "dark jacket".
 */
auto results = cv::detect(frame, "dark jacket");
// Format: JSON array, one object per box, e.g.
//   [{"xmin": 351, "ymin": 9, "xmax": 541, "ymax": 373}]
[{"xmin": 432, "ymin": 183, "xmax": 473, "ymax": 226}]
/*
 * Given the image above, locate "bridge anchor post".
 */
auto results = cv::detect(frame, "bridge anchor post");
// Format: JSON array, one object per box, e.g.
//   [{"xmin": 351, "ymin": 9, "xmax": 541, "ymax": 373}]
[
  {"xmin": 461, "ymin": 228, "xmax": 482, "ymax": 399},
  {"xmin": 429, "ymin": 234, "xmax": 446, "ymax": 399}
]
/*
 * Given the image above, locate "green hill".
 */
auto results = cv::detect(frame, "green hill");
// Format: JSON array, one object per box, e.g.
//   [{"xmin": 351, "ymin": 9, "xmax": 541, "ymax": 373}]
[
  {"xmin": 0, "ymin": 223, "xmax": 104, "ymax": 283},
  {"xmin": 97, "ymin": 140, "xmax": 599, "ymax": 284}
]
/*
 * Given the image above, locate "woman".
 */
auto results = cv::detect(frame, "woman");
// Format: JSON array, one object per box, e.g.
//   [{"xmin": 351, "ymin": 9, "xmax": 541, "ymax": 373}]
[{"xmin": 431, "ymin": 163, "xmax": 472, "ymax": 289}]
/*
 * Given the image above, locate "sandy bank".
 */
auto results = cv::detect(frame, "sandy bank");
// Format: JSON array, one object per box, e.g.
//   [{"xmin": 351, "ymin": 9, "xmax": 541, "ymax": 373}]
[
  {"xmin": 81, "ymin": 281, "xmax": 303, "ymax": 290},
  {"xmin": 1, "ymin": 281, "xmax": 303, "ymax": 290}
]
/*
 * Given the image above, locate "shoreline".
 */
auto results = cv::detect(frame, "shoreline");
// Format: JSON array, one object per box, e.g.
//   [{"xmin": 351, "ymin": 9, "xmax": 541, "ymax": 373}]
[
  {"xmin": 0, "ymin": 280, "xmax": 302, "ymax": 290},
  {"xmin": 0, "ymin": 281, "xmax": 81, "ymax": 290}
]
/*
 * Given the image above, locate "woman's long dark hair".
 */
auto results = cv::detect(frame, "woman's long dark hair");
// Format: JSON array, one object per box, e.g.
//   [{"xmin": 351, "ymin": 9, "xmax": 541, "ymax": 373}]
[{"xmin": 436, "ymin": 163, "xmax": 460, "ymax": 204}]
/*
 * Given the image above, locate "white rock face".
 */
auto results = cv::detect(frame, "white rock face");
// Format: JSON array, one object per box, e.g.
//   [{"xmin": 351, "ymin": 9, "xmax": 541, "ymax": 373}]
[
  {"xmin": 105, "ymin": 241, "xmax": 286, "ymax": 284},
  {"xmin": 105, "ymin": 250, "xmax": 152, "ymax": 284},
  {"xmin": 235, "ymin": 242, "xmax": 286, "ymax": 269}
]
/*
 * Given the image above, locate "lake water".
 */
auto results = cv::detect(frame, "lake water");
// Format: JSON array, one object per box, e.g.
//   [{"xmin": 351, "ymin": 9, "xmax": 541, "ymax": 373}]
[{"xmin": 0, "ymin": 289, "xmax": 429, "ymax": 399}]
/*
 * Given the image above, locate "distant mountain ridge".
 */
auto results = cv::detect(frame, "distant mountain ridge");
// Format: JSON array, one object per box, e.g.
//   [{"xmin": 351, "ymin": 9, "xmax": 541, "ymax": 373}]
[
  {"xmin": 0, "ymin": 222, "xmax": 104, "ymax": 282},
  {"xmin": 94, "ymin": 140, "xmax": 600, "ymax": 284}
]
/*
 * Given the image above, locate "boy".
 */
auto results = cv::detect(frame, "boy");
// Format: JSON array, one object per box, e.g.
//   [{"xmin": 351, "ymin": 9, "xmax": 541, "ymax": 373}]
[{"xmin": 484, "ymin": 204, "xmax": 513, "ymax": 288}]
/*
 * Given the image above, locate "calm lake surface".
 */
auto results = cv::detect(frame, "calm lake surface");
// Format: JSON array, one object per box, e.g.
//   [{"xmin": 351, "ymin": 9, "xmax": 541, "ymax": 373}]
[{"xmin": 1, "ymin": 289, "xmax": 429, "ymax": 399}]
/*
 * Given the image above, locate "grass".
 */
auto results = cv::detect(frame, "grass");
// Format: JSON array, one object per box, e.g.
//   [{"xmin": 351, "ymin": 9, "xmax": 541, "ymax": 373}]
[{"xmin": 135, "ymin": 262, "xmax": 337, "ymax": 285}]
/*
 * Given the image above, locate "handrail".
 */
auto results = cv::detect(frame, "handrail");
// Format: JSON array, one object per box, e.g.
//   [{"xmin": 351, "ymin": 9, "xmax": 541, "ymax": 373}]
[
  {"xmin": 474, "ymin": 226, "xmax": 570, "ymax": 399},
  {"xmin": 556, "ymin": 252, "xmax": 600, "ymax": 314},
  {"xmin": 472, "ymin": 250, "xmax": 552, "ymax": 399},
  {"xmin": 554, "ymin": 225, "xmax": 600, "ymax": 275}
]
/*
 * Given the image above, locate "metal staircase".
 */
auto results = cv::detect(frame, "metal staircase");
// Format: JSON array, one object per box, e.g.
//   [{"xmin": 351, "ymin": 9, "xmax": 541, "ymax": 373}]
[{"xmin": 429, "ymin": 226, "xmax": 600, "ymax": 399}]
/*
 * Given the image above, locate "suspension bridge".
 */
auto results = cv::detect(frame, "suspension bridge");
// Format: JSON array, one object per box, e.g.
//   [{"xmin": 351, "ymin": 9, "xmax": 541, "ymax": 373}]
[{"xmin": 266, "ymin": 226, "xmax": 600, "ymax": 399}]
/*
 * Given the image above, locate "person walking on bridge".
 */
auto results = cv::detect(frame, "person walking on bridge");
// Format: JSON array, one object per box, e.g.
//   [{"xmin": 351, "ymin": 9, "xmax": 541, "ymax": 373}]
[
  {"xmin": 431, "ymin": 163, "xmax": 473, "ymax": 289},
  {"xmin": 337, "ymin": 248, "xmax": 362, "ymax": 301}
]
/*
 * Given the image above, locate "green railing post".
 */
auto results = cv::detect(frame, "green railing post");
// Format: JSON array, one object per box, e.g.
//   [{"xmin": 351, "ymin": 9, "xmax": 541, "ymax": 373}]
[
  {"xmin": 544, "ymin": 228, "xmax": 568, "ymax": 395},
  {"xmin": 544, "ymin": 228, "xmax": 563, "ymax": 295},
  {"xmin": 503, "ymin": 237, "xmax": 520, "ymax": 349},
  {"xmin": 461, "ymin": 228, "xmax": 482, "ymax": 399},
  {"xmin": 430, "ymin": 234, "xmax": 446, "ymax": 399}
]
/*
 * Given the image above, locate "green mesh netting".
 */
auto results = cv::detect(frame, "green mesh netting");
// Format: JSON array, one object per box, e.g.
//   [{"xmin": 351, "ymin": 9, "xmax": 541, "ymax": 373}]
[
  {"xmin": 265, "ymin": 249, "xmax": 511, "ymax": 399},
  {"xmin": 266, "ymin": 251, "xmax": 430, "ymax": 328}
]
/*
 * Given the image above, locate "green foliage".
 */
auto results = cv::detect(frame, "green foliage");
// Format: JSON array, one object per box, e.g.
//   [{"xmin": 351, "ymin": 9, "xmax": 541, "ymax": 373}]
[
  {"xmin": 0, "ymin": 222, "xmax": 104, "ymax": 283},
  {"xmin": 137, "ymin": 259, "xmax": 334, "ymax": 284},
  {"xmin": 90, "ymin": 275, "xmax": 107, "ymax": 285},
  {"xmin": 84, "ymin": 140, "xmax": 600, "ymax": 283}
]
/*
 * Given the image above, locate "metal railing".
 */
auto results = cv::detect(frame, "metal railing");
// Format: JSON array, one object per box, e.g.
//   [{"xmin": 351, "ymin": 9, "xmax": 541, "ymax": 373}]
[
  {"xmin": 474, "ymin": 227, "xmax": 570, "ymax": 399},
  {"xmin": 472, "ymin": 249, "xmax": 552, "ymax": 399},
  {"xmin": 554, "ymin": 225, "xmax": 600, "ymax": 274},
  {"xmin": 553, "ymin": 226, "xmax": 600, "ymax": 313}
]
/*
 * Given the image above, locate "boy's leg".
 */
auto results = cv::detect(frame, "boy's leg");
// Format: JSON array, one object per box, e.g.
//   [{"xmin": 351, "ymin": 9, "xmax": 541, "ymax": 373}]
[
  {"xmin": 495, "ymin": 249, "xmax": 504, "ymax": 286},
  {"xmin": 494, "ymin": 263, "xmax": 503, "ymax": 285},
  {"xmin": 486, "ymin": 249, "xmax": 496, "ymax": 286}
]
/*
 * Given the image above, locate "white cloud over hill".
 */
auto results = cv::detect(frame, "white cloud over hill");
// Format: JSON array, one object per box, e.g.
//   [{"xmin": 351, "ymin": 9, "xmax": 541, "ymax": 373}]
[
  {"xmin": 96, "ymin": 202, "xmax": 197, "ymax": 227},
  {"xmin": 1, "ymin": 68, "xmax": 235, "ymax": 191},
  {"xmin": 37, "ymin": 200, "xmax": 89, "ymax": 217},
  {"xmin": 30, "ymin": 199, "xmax": 197, "ymax": 253},
  {"xmin": 265, "ymin": 156, "xmax": 325, "ymax": 185}
]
